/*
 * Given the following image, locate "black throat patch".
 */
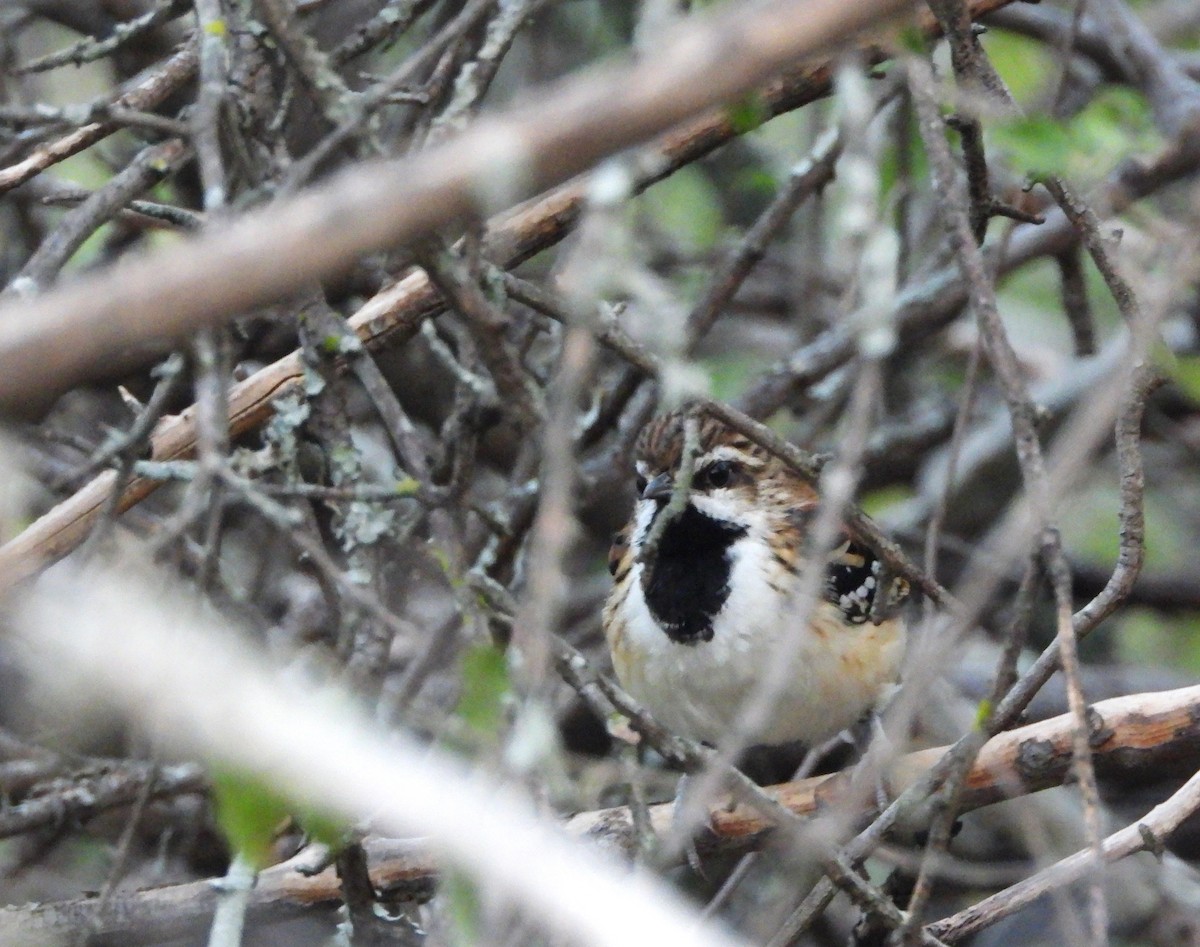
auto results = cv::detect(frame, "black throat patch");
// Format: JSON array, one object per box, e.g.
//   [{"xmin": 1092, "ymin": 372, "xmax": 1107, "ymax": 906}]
[{"xmin": 640, "ymin": 504, "xmax": 746, "ymax": 645}]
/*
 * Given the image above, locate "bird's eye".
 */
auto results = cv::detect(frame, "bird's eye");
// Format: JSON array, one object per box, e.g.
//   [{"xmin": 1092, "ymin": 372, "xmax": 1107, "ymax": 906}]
[
  {"xmin": 698, "ymin": 460, "xmax": 737, "ymax": 490},
  {"xmin": 635, "ymin": 474, "xmax": 648, "ymax": 494}
]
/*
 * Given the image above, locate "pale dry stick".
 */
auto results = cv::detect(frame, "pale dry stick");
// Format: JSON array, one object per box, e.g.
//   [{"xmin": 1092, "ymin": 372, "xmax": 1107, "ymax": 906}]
[
  {"xmin": 512, "ymin": 170, "xmax": 634, "ymax": 689},
  {"xmin": 427, "ymin": 0, "xmax": 544, "ymax": 141},
  {"xmin": 11, "ymin": 138, "xmax": 190, "ymax": 291},
  {"xmin": 0, "ymin": 0, "xmax": 930, "ymax": 407},
  {"xmin": 215, "ymin": 468, "xmax": 415, "ymax": 651},
  {"xmin": 502, "ymin": 274, "xmax": 661, "ymax": 379},
  {"xmin": 511, "ymin": 325, "xmax": 597, "ymax": 686},
  {"xmin": 921, "ymin": 338, "xmax": 982, "ymax": 622},
  {"xmin": 253, "ymin": 0, "xmax": 354, "ymax": 126},
  {"xmin": 1050, "ymin": 0, "xmax": 1091, "ymax": 115},
  {"xmin": 907, "ymin": 55, "xmax": 1110, "ymax": 945},
  {"xmin": 636, "ymin": 415, "xmax": 702, "ymax": 584},
  {"xmin": 186, "ymin": 39, "xmax": 239, "ymax": 910},
  {"xmin": 189, "ymin": 0, "xmax": 235, "ymax": 568},
  {"xmin": 667, "ymin": 365, "xmax": 886, "ymax": 865},
  {"xmin": 899, "ymin": 335, "xmax": 987, "ymax": 947},
  {"xmin": 1056, "ymin": 247, "xmax": 1096, "ymax": 355},
  {"xmin": 281, "ymin": 0, "xmax": 498, "ymax": 193},
  {"xmin": 13, "ymin": 568, "xmax": 754, "ymax": 947},
  {"xmin": 330, "ymin": 0, "xmax": 437, "ymax": 65},
  {"xmin": 88, "ymin": 760, "xmax": 161, "ymax": 934},
  {"xmin": 0, "ymin": 760, "xmax": 204, "ymax": 839},
  {"xmin": 926, "ymin": 768, "xmax": 1200, "ymax": 943},
  {"xmin": 36, "ymin": 183, "xmax": 202, "ymax": 229},
  {"xmin": 736, "ymin": 87, "xmax": 1200, "ymax": 424},
  {"xmin": 700, "ymin": 400, "xmax": 953, "ymax": 607},
  {"xmin": 982, "ymin": 163, "xmax": 1174, "ymax": 945},
  {"xmin": 683, "ymin": 125, "xmax": 843, "ymax": 354},
  {"xmin": 0, "ymin": 42, "xmax": 199, "ymax": 193},
  {"xmin": 193, "ymin": 0, "xmax": 231, "ymax": 212},
  {"xmin": 206, "ymin": 856, "xmax": 256, "ymax": 947},
  {"xmin": 13, "ymin": 0, "xmax": 190, "ymax": 75},
  {"xmin": 73, "ymin": 356, "xmax": 186, "ymax": 556},
  {"xmin": 2, "ymin": 683, "xmax": 1197, "ymax": 945},
  {"xmin": 1089, "ymin": 0, "xmax": 1200, "ymax": 136},
  {"xmin": 417, "ymin": 241, "xmax": 543, "ymax": 425}
]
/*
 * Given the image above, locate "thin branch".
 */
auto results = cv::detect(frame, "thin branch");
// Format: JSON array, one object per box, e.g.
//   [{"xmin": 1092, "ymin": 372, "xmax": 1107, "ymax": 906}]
[
  {"xmin": 13, "ymin": 0, "xmax": 191, "ymax": 75},
  {"xmin": 0, "ymin": 41, "xmax": 199, "ymax": 194}
]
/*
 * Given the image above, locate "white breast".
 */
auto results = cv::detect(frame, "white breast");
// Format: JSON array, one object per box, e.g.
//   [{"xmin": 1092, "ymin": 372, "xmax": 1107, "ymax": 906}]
[{"xmin": 610, "ymin": 533, "xmax": 905, "ymax": 748}]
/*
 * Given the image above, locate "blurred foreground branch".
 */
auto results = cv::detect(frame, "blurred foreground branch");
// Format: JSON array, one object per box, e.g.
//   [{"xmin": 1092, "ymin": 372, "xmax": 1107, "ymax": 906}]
[{"xmin": 3, "ymin": 675, "xmax": 1197, "ymax": 946}]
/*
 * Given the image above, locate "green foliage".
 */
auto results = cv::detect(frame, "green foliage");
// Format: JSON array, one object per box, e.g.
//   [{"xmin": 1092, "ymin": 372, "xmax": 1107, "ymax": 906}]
[
  {"xmin": 973, "ymin": 698, "xmax": 993, "ymax": 731},
  {"xmin": 984, "ymin": 30, "xmax": 1160, "ymax": 181},
  {"xmin": 725, "ymin": 93, "xmax": 770, "ymax": 135},
  {"xmin": 210, "ymin": 767, "xmax": 295, "ymax": 870},
  {"xmin": 1169, "ymin": 354, "xmax": 1200, "ymax": 405},
  {"xmin": 860, "ymin": 485, "xmax": 913, "ymax": 518},
  {"xmin": 1116, "ymin": 609, "xmax": 1200, "ymax": 676},
  {"xmin": 393, "ymin": 476, "xmax": 421, "ymax": 497},
  {"xmin": 442, "ymin": 869, "xmax": 482, "ymax": 947},
  {"xmin": 640, "ymin": 165, "xmax": 724, "ymax": 253},
  {"xmin": 453, "ymin": 643, "xmax": 512, "ymax": 742},
  {"xmin": 990, "ymin": 113, "xmax": 1074, "ymax": 180},
  {"xmin": 897, "ymin": 24, "xmax": 928, "ymax": 55},
  {"xmin": 878, "ymin": 110, "xmax": 928, "ymax": 206},
  {"xmin": 212, "ymin": 767, "xmax": 347, "ymax": 870},
  {"xmin": 1062, "ymin": 482, "xmax": 1185, "ymax": 576},
  {"xmin": 704, "ymin": 352, "xmax": 761, "ymax": 403},
  {"xmin": 990, "ymin": 87, "xmax": 1161, "ymax": 181},
  {"xmin": 321, "ymin": 332, "xmax": 363, "ymax": 356},
  {"xmin": 981, "ymin": 29, "xmax": 1055, "ymax": 104},
  {"xmin": 733, "ymin": 167, "xmax": 780, "ymax": 202}
]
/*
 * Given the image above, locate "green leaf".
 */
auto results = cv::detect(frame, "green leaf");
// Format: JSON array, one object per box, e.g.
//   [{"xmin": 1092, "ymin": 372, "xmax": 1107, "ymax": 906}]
[
  {"xmin": 973, "ymin": 698, "xmax": 993, "ymax": 731},
  {"xmin": 1170, "ymin": 354, "xmax": 1200, "ymax": 404},
  {"xmin": 640, "ymin": 165, "xmax": 724, "ymax": 252},
  {"xmin": 210, "ymin": 767, "xmax": 293, "ymax": 870},
  {"xmin": 982, "ymin": 30, "xmax": 1055, "ymax": 104},
  {"xmin": 454, "ymin": 643, "xmax": 511, "ymax": 740},
  {"xmin": 703, "ymin": 352, "xmax": 759, "ymax": 403},
  {"xmin": 726, "ymin": 93, "xmax": 770, "ymax": 135},
  {"xmin": 211, "ymin": 767, "xmax": 349, "ymax": 868},
  {"xmin": 990, "ymin": 114, "xmax": 1074, "ymax": 179},
  {"xmin": 443, "ymin": 869, "xmax": 482, "ymax": 947},
  {"xmin": 393, "ymin": 477, "xmax": 421, "ymax": 497},
  {"xmin": 878, "ymin": 109, "xmax": 928, "ymax": 204},
  {"xmin": 991, "ymin": 87, "xmax": 1161, "ymax": 181},
  {"xmin": 897, "ymin": 23, "xmax": 927, "ymax": 55},
  {"xmin": 733, "ymin": 167, "xmax": 779, "ymax": 201},
  {"xmin": 860, "ymin": 485, "xmax": 913, "ymax": 518},
  {"xmin": 294, "ymin": 803, "xmax": 348, "ymax": 852}
]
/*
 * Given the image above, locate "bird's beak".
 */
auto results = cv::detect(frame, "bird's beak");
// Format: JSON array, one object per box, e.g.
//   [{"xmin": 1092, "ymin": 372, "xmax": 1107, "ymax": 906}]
[{"xmin": 641, "ymin": 472, "xmax": 674, "ymax": 501}]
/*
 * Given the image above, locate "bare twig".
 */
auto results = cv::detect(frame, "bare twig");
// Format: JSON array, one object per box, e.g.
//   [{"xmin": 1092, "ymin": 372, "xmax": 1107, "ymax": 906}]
[{"xmin": 0, "ymin": 42, "xmax": 199, "ymax": 194}]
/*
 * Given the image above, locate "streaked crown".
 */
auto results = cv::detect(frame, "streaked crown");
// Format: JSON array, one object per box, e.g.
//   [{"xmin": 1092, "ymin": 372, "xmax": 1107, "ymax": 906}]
[{"xmin": 632, "ymin": 406, "xmax": 815, "ymax": 513}]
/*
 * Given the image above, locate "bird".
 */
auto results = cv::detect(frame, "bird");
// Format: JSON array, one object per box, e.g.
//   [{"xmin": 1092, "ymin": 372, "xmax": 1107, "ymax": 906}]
[{"xmin": 602, "ymin": 406, "xmax": 908, "ymax": 752}]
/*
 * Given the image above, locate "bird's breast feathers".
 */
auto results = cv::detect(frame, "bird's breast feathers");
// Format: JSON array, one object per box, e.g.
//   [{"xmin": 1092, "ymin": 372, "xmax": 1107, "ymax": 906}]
[{"xmin": 605, "ymin": 533, "xmax": 905, "ymax": 747}]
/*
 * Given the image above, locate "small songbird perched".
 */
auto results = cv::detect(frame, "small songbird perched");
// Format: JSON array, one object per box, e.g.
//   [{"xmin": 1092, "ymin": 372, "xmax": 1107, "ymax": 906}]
[{"xmin": 603, "ymin": 407, "xmax": 908, "ymax": 750}]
